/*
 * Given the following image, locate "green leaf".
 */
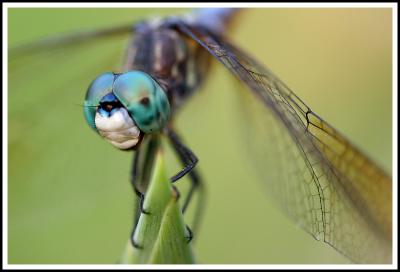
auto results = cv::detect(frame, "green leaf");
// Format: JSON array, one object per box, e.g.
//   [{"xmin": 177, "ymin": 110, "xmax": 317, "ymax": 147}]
[{"xmin": 119, "ymin": 150, "xmax": 195, "ymax": 264}]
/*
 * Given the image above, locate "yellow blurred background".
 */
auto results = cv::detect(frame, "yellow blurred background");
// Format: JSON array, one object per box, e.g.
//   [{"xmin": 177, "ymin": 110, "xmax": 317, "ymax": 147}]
[{"xmin": 8, "ymin": 8, "xmax": 392, "ymax": 264}]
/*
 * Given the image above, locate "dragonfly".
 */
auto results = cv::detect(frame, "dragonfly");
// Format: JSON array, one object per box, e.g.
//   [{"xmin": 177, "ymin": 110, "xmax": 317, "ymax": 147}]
[{"xmin": 9, "ymin": 8, "xmax": 392, "ymax": 264}]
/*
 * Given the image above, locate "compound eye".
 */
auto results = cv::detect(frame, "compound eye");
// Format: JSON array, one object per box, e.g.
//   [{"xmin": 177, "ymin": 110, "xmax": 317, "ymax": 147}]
[
  {"xmin": 113, "ymin": 71, "xmax": 170, "ymax": 133},
  {"xmin": 83, "ymin": 73, "xmax": 115, "ymax": 130}
]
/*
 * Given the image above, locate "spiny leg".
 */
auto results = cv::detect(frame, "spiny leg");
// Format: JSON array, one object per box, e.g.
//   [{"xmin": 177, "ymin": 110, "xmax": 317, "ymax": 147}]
[
  {"xmin": 129, "ymin": 148, "xmax": 149, "ymax": 249},
  {"xmin": 131, "ymin": 194, "xmax": 143, "ymax": 249},
  {"xmin": 168, "ymin": 129, "xmax": 199, "ymax": 182},
  {"xmin": 166, "ymin": 128, "xmax": 206, "ymax": 242},
  {"xmin": 170, "ymin": 183, "xmax": 192, "ymax": 243},
  {"xmin": 129, "ymin": 135, "xmax": 161, "ymax": 249}
]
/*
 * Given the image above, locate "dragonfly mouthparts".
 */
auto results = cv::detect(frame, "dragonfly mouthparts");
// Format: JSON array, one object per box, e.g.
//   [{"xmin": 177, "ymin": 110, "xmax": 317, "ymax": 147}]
[
  {"xmin": 95, "ymin": 107, "xmax": 141, "ymax": 150},
  {"xmin": 95, "ymin": 92, "xmax": 141, "ymax": 149}
]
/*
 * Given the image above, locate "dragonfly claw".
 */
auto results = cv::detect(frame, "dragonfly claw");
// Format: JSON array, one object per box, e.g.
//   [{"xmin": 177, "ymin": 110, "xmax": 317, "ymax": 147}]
[
  {"xmin": 185, "ymin": 225, "xmax": 193, "ymax": 243},
  {"xmin": 172, "ymin": 185, "xmax": 181, "ymax": 201},
  {"xmin": 139, "ymin": 193, "xmax": 151, "ymax": 215},
  {"xmin": 131, "ymin": 237, "xmax": 143, "ymax": 249}
]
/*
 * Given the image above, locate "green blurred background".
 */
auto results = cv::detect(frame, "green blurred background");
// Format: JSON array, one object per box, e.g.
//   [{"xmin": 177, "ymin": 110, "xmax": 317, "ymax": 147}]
[{"xmin": 8, "ymin": 8, "xmax": 392, "ymax": 264}]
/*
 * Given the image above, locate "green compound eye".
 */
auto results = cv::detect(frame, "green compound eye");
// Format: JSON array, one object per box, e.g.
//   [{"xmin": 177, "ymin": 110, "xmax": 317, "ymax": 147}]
[
  {"xmin": 113, "ymin": 71, "xmax": 171, "ymax": 133},
  {"xmin": 83, "ymin": 72, "xmax": 115, "ymax": 130}
]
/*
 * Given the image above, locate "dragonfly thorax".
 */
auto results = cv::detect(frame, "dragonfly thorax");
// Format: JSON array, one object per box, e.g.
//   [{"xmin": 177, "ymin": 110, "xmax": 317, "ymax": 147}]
[{"xmin": 124, "ymin": 21, "xmax": 211, "ymax": 109}]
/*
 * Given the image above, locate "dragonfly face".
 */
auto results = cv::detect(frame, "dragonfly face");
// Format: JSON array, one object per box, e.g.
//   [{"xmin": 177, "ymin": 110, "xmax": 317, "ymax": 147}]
[{"xmin": 83, "ymin": 70, "xmax": 171, "ymax": 149}]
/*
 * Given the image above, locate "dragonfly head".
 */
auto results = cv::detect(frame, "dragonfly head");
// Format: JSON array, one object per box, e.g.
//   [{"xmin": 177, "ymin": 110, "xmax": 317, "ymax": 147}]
[{"xmin": 83, "ymin": 71, "xmax": 171, "ymax": 150}]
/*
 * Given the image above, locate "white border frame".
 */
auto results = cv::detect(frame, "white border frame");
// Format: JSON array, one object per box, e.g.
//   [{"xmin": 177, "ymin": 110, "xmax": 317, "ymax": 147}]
[{"xmin": 3, "ymin": 2, "xmax": 398, "ymax": 270}]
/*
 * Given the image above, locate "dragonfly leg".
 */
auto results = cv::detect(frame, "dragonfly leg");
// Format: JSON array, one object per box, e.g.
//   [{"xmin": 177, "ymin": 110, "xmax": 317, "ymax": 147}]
[
  {"xmin": 130, "ymin": 148, "xmax": 151, "ymax": 214},
  {"xmin": 166, "ymin": 128, "xmax": 206, "ymax": 241},
  {"xmin": 128, "ymin": 135, "xmax": 161, "ymax": 249},
  {"xmin": 129, "ymin": 149, "xmax": 149, "ymax": 249},
  {"xmin": 171, "ymin": 184, "xmax": 192, "ymax": 243},
  {"xmin": 135, "ymin": 189, "xmax": 150, "ymax": 215},
  {"xmin": 185, "ymin": 225, "xmax": 193, "ymax": 243},
  {"xmin": 167, "ymin": 128, "xmax": 199, "ymax": 183},
  {"xmin": 130, "ymin": 196, "xmax": 143, "ymax": 249}
]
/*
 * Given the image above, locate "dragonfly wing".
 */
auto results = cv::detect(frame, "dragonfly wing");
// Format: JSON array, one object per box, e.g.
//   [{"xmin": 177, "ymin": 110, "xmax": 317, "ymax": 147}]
[
  {"xmin": 7, "ymin": 15, "xmax": 146, "ymax": 262},
  {"xmin": 8, "ymin": 21, "xmax": 135, "ymax": 175},
  {"xmin": 9, "ymin": 22, "xmax": 134, "ymax": 56},
  {"xmin": 175, "ymin": 22, "xmax": 392, "ymax": 263},
  {"xmin": 9, "ymin": 20, "xmax": 137, "ymax": 96},
  {"xmin": 8, "ymin": 20, "xmax": 137, "ymax": 112}
]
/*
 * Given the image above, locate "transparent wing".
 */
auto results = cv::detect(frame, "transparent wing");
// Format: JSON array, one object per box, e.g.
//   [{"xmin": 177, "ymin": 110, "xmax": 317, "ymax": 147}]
[
  {"xmin": 9, "ymin": 21, "xmax": 134, "ymax": 117},
  {"xmin": 176, "ymin": 22, "xmax": 392, "ymax": 264},
  {"xmin": 10, "ymin": 22, "xmax": 134, "ymax": 54},
  {"xmin": 8, "ymin": 21, "xmax": 134, "ymax": 187},
  {"xmin": 7, "ymin": 13, "xmax": 146, "ymax": 262}
]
